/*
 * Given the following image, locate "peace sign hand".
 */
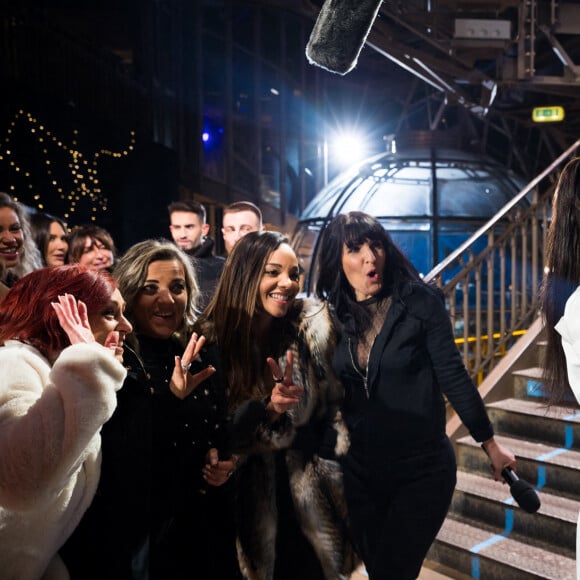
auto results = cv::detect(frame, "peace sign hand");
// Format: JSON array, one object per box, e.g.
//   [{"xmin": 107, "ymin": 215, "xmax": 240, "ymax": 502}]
[
  {"xmin": 265, "ymin": 350, "xmax": 304, "ymax": 418},
  {"xmin": 170, "ymin": 332, "xmax": 216, "ymax": 400}
]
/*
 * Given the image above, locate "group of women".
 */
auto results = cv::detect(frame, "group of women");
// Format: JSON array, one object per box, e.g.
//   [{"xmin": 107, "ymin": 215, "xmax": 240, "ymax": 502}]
[
  {"xmin": 0, "ymin": 184, "xmax": 532, "ymax": 580},
  {"xmin": 0, "ymin": 192, "xmax": 116, "ymax": 301}
]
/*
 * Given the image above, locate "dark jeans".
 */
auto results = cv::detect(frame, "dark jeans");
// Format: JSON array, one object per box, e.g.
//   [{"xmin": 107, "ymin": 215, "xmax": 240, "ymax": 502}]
[{"xmin": 342, "ymin": 438, "xmax": 456, "ymax": 580}]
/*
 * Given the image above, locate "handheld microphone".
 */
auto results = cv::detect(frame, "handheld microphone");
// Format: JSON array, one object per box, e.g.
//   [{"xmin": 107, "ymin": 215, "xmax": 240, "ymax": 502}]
[
  {"xmin": 501, "ymin": 466, "xmax": 541, "ymax": 514},
  {"xmin": 481, "ymin": 444, "xmax": 541, "ymax": 513}
]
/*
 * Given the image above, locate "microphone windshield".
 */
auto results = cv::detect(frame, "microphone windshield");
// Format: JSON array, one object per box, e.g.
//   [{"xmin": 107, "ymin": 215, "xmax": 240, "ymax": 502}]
[
  {"xmin": 502, "ymin": 468, "xmax": 541, "ymax": 513},
  {"xmin": 306, "ymin": 0, "xmax": 384, "ymax": 75}
]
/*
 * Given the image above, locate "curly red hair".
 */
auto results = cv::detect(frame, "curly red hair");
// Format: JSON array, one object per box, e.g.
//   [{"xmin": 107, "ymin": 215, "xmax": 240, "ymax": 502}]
[{"xmin": 0, "ymin": 265, "xmax": 117, "ymax": 357}]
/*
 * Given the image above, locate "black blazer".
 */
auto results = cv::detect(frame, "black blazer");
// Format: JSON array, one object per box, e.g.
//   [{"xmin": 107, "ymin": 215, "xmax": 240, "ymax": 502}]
[{"xmin": 333, "ymin": 281, "xmax": 494, "ymax": 459}]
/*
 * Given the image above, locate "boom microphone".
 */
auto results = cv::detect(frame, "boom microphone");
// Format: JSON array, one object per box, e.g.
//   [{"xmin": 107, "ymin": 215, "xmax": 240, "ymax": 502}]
[
  {"xmin": 501, "ymin": 466, "xmax": 541, "ymax": 514},
  {"xmin": 305, "ymin": 0, "xmax": 383, "ymax": 75}
]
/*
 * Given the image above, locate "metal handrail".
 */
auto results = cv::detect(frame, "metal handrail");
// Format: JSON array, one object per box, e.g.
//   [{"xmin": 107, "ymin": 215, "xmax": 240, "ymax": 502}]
[
  {"xmin": 424, "ymin": 139, "xmax": 580, "ymax": 384},
  {"xmin": 426, "ymin": 139, "xmax": 580, "ymax": 283}
]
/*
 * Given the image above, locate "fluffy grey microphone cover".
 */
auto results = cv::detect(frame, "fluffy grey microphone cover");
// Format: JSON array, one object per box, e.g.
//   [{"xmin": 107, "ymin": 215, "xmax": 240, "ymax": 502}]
[{"xmin": 305, "ymin": 0, "xmax": 383, "ymax": 75}]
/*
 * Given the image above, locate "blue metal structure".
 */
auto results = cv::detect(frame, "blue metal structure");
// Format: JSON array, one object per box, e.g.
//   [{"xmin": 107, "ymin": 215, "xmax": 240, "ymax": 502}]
[{"xmin": 293, "ymin": 146, "xmax": 527, "ymax": 295}]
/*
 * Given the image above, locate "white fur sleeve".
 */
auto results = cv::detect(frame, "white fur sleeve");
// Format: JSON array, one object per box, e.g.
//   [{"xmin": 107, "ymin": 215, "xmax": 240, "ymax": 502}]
[
  {"xmin": 0, "ymin": 342, "xmax": 126, "ymax": 509},
  {"xmin": 555, "ymin": 286, "xmax": 580, "ymax": 404}
]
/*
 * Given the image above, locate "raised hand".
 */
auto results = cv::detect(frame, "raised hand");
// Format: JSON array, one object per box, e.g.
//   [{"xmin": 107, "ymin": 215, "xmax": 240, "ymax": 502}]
[
  {"xmin": 51, "ymin": 293, "xmax": 96, "ymax": 345},
  {"xmin": 169, "ymin": 332, "xmax": 216, "ymax": 400},
  {"xmin": 265, "ymin": 350, "xmax": 304, "ymax": 417}
]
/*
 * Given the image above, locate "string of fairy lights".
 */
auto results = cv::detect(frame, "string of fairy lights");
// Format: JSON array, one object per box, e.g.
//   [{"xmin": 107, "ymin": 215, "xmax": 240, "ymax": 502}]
[{"xmin": 0, "ymin": 109, "xmax": 136, "ymax": 221}]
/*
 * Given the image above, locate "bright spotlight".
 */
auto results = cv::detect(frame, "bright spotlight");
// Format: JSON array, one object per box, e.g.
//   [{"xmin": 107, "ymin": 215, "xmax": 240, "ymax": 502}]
[{"xmin": 332, "ymin": 133, "xmax": 366, "ymax": 166}]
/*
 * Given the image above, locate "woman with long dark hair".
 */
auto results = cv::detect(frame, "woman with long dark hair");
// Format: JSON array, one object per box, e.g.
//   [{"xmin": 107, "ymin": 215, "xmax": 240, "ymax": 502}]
[
  {"xmin": 315, "ymin": 211, "xmax": 515, "ymax": 579},
  {"xmin": 540, "ymin": 157, "xmax": 580, "ymax": 404},
  {"xmin": 539, "ymin": 157, "xmax": 580, "ymax": 579},
  {"xmin": 194, "ymin": 230, "xmax": 358, "ymax": 580},
  {"xmin": 29, "ymin": 211, "xmax": 69, "ymax": 267}
]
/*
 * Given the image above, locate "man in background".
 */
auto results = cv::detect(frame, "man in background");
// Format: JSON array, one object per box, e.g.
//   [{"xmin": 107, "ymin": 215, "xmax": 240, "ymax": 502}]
[
  {"xmin": 221, "ymin": 201, "xmax": 263, "ymax": 254},
  {"xmin": 168, "ymin": 200, "xmax": 224, "ymax": 310}
]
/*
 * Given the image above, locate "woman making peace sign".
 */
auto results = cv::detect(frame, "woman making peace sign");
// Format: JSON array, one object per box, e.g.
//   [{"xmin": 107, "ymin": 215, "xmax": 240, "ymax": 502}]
[{"xmin": 194, "ymin": 231, "xmax": 358, "ymax": 580}]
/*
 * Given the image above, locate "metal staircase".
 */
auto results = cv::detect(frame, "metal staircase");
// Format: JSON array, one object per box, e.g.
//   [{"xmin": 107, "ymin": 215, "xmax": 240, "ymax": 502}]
[
  {"xmin": 423, "ymin": 141, "xmax": 580, "ymax": 578},
  {"xmin": 428, "ymin": 320, "xmax": 580, "ymax": 578}
]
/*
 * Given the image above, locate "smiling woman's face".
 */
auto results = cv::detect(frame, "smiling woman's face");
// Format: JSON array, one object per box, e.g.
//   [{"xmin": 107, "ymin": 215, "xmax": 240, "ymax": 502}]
[
  {"xmin": 258, "ymin": 243, "xmax": 300, "ymax": 318},
  {"xmin": 341, "ymin": 238, "xmax": 386, "ymax": 301},
  {"xmin": 132, "ymin": 259, "xmax": 188, "ymax": 339},
  {"xmin": 45, "ymin": 221, "xmax": 68, "ymax": 267},
  {"xmin": 0, "ymin": 207, "xmax": 24, "ymax": 270},
  {"xmin": 87, "ymin": 288, "xmax": 133, "ymax": 362}
]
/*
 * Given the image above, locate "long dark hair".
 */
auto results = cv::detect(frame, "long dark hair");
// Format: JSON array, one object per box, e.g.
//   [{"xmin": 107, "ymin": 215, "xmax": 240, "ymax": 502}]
[
  {"xmin": 540, "ymin": 157, "xmax": 580, "ymax": 403},
  {"xmin": 315, "ymin": 211, "xmax": 421, "ymax": 333},
  {"xmin": 29, "ymin": 211, "xmax": 69, "ymax": 266},
  {"xmin": 198, "ymin": 230, "xmax": 294, "ymax": 407}
]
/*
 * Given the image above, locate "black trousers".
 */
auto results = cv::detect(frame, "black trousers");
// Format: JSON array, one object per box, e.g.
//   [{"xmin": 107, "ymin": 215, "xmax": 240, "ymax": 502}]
[{"xmin": 342, "ymin": 438, "xmax": 456, "ymax": 580}]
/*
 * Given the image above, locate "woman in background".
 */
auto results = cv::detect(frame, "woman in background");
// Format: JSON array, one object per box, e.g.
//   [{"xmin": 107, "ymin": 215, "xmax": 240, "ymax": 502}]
[
  {"xmin": 315, "ymin": 211, "xmax": 515, "ymax": 580},
  {"xmin": 541, "ymin": 157, "xmax": 580, "ymax": 403},
  {"xmin": 195, "ymin": 231, "xmax": 357, "ymax": 580},
  {"xmin": 0, "ymin": 192, "xmax": 42, "ymax": 299},
  {"xmin": 68, "ymin": 224, "xmax": 116, "ymax": 271},
  {"xmin": 30, "ymin": 211, "xmax": 69, "ymax": 267},
  {"xmin": 0, "ymin": 265, "xmax": 131, "ymax": 579},
  {"xmin": 62, "ymin": 239, "xmax": 238, "ymax": 580},
  {"xmin": 539, "ymin": 157, "xmax": 580, "ymax": 579}
]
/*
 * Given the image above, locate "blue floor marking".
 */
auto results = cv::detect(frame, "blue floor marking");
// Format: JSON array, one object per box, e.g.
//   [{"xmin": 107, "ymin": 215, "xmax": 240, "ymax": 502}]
[
  {"xmin": 468, "ymin": 411, "xmax": 576, "ymax": 578},
  {"xmin": 469, "ymin": 509, "xmax": 514, "ymax": 577},
  {"xmin": 502, "ymin": 495, "xmax": 516, "ymax": 507},
  {"xmin": 535, "ymin": 424, "xmax": 573, "ymax": 462},
  {"xmin": 526, "ymin": 380, "xmax": 544, "ymax": 397},
  {"xmin": 469, "ymin": 509, "xmax": 514, "ymax": 553},
  {"xmin": 565, "ymin": 424, "xmax": 574, "ymax": 448},
  {"xmin": 536, "ymin": 447, "xmax": 568, "ymax": 461},
  {"xmin": 536, "ymin": 465, "xmax": 546, "ymax": 490}
]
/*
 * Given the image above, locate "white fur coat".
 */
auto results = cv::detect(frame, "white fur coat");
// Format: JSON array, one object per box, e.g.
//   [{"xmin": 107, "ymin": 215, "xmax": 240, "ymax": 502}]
[{"xmin": 0, "ymin": 341, "xmax": 126, "ymax": 580}]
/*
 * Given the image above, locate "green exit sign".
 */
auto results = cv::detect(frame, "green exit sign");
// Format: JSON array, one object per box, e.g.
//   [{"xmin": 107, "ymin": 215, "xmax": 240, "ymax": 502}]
[{"xmin": 532, "ymin": 106, "xmax": 565, "ymax": 123}]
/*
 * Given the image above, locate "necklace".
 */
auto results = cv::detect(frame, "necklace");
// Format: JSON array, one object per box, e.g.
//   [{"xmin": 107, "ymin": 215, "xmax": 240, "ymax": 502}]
[{"xmin": 350, "ymin": 296, "xmax": 392, "ymax": 398}]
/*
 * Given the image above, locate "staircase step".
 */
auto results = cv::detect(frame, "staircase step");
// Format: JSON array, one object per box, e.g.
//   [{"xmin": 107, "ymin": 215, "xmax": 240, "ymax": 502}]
[
  {"xmin": 453, "ymin": 470, "xmax": 578, "ymax": 552},
  {"xmin": 456, "ymin": 434, "xmax": 580, "ymax": 498},
  {"xmin": 512, "ymin": 367, "xmax": 550, "ymax": 400},
  {"xmin": 486, "ymin": 397, "xmax": 580, "ymax": 449},
  {"xmin": 429, "ymin": 518, "xmax": 576, "ymax": 579},
  {"xmin": 536, "ymin": 340, "xmax": 547, "ymax": 368},
  {"xmin": 512, "ymin": 367, "xmax": 578, "ymax": 403}
]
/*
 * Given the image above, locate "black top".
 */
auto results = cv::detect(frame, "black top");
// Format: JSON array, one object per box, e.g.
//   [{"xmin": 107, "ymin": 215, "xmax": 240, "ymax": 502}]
[
  {"xmin": 185, "ymin": 236, "xmax": 225, "ymax": 311},
  {"xmin": 333, "ymin": 281, "xmax": 493, "ymax": 459},
  {"xmin": 60, "ymin": 334, "xmax": 235, "ymax": 580}
]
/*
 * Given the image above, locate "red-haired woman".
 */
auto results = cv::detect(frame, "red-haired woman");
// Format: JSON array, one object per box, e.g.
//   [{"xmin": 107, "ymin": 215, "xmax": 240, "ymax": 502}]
[{"xmin": 0, "ymin": 265, "xmax": 132, "ymax": 580}]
